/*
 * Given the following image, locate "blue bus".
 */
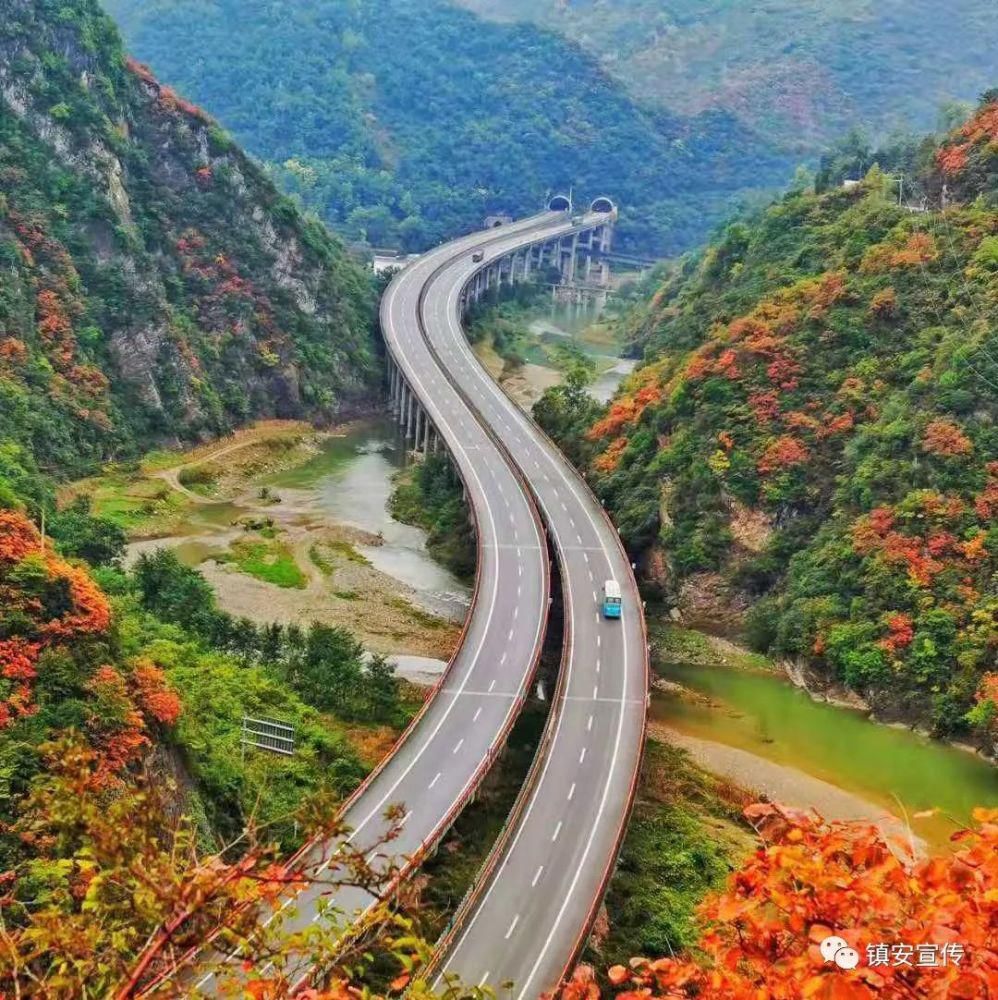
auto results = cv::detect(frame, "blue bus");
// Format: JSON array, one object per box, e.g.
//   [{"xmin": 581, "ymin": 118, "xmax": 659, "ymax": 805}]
[{"xmin": 602, "ymin": 579, "xmax": 622, "ymax": 619}]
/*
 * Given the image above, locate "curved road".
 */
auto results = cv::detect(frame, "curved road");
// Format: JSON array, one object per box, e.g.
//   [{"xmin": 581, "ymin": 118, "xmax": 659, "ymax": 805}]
[
  {"xmin": 408, "ymin": 213, "xmax": 648, "ymax": 997},
  {"xmin": 167, "ymin": 211, "xmax": 646, "ymax": 998}
]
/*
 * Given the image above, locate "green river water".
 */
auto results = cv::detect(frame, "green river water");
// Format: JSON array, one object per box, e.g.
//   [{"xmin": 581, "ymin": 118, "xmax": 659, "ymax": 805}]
[{"xmin": 652, "ymin": 661, "xmax": 996, "ymax": 850}]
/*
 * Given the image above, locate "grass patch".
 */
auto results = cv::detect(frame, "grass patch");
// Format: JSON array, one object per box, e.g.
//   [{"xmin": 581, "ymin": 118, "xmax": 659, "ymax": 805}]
[
  {"xmin": 178, "ymin": 464, "xmax": 218, "ymax": 496},
  {"xmin": 221, "ymin": 537, "xmax": 307, "ymax": 589},
  {"xmin": 324, "ymin": 539, "xmax": 372, "ymax": 566},
  {"xmin": 70, "ymin": 470, "xmax": 190, "ymax": 536},
  {"xmin": 384, "ymin": 595, "xmax": 447, "ymax": 630},
  {"xmin": 309, "ymin": 544, "xmax": 336, "ymax": 576},
  {"xmin": 651, "ymin": 620, "xmax": 774, "ymax": 672},
  {"xmin": 334, "ymin": 590, "xmax": 359, "ymax": 600}
]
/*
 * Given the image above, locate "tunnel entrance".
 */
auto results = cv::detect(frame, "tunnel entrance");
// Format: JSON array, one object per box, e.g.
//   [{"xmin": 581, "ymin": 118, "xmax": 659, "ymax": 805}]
[
  {"xmin": 548, "ymin": 194, "xmax": 572, "ymax": 212},
  {"xmin": 590, "ymin": 196, "xmax": 616, "ymax": 214}
]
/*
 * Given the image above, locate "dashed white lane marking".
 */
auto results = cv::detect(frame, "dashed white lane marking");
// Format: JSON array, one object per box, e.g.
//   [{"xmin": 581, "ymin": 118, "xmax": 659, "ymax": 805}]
[
  {"xmin": 597, "ymin": 635, "xmax": 602, "ymax": 648},
  {"xmin": 507, "ymin": 627, "xmax": 515, "ymax": 641},
  {"xmin": 429, "ymin": 772, "xmax": 442, "ymax": 789},
  {"xmin": 592, "ymin": 684, "xmax": 599, "ymax": 699},
  {"xmin": 587, "ymin": 714, "xmax": 594, "ymax": 731},
  {"xmin": 473, "ymin": 707, "xmax": 483, "ymax": 722},
  {"xmin": 479, "ymin": 972, "xmax": 490, "ymax": 987},
  {"xmin": 579, "ymin": 747, "xmax": 587, "ymax": 764},
  {"xmin": 531, "ymin": 865, "xmax": 544, "ymax": 887},
  {"xmin": 488, "ymin": 679, "xmax": 497, "ymax": 692},
  {"xmin": 513, "ymin": 606, "xmax": 519, "ymax": 620},
  {"xmin": 505, "ymin": 915, "xmax": 520, "ymax": 940},
  {"xmin": 453, "ymin": 739, "xmax": 464, "ymax": 754},
  {"xmin": 499, "ymin": 652, "xmax": 507, "ymax": 665},
  {"xmin": 592, "ymin": 590, "xmax": 597, "ymax": 602},
  {"xmin": 401, "ymin": 810, "xmax": 413, "ymax": 826},
  {"xmin": 551, "ymin": 821, "xmax": 563, "ymax": 842},
  {"xmin": 583, "ymin": 552, "xmax": 589, "ymax": 564},
  {"xmin": 567, "ymin": 782, "xmax": 576, "ymax": 801}
]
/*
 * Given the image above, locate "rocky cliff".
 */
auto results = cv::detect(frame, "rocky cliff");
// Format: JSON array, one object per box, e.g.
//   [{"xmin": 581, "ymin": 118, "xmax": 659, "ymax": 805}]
[{"xmin": 0, "ymin": 0, "xmax": 377, "ymax": 477}]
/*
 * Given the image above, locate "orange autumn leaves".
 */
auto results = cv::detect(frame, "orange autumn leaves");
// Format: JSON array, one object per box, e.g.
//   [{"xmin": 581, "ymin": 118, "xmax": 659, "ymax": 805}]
[
  {"xmin": 0, "ymin": 510, "xmax": 110, "ymax": 729},
  {"xmin": 937, "ymin": 99, "xmax": 998, "ymax": 177},
  {"xmin": 851, "ymin": 494, "xmax": 988, "ymax": 590},
  {"xmin": 562, "ymin": 804, "xmax": 998, "ymax": 1000},
  {"xmin": 587, "ymin": 271, "xmax": 853, "ymax": 477},
  {"xmin": 0, "ymin": 510, "xmax": 179, "ymax": 776},
  {"xmin": 2, "ymin": 206, "xmax": 115, "ymax": 427}
]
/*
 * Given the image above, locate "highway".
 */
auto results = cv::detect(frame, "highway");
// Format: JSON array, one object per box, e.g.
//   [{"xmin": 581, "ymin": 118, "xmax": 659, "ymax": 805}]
[
  {"xmin": 160, "ymin": 210, "xmax": 647, "ymax": 998},
  {"xmin": 410, "ymin": 212, "xmax": 648, "ymax": 997}
]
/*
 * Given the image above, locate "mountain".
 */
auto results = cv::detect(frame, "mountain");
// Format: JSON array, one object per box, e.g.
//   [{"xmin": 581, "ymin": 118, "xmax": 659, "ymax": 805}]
[
  {"xmin": 456, "ymin": 0, "xmax": 998, "ymax": 152},
  {"xmin": 538, "ymin": 95, "xmax": 998, "ymax": 743},
  {"xmin": 0, "ymin": 8, "xmax": 401, "ymax": 985},
  {"xmin": 101, "ymin": 0, "xmax": 790, "ymax": 257},
  {"xmin": 0, "ymin": 0, "xmax": 377, "ymax": 485}
]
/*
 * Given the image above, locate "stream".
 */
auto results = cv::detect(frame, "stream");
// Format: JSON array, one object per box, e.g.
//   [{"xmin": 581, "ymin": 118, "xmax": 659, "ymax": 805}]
[{"xmin": 266, "ymin": 420, "xmax": 471, "ymax": 619}]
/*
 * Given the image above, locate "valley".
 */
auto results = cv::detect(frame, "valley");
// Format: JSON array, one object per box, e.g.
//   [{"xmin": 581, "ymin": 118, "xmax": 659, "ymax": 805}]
[{"xmin": 0, "ymin": 1, "xmax": 995, "ymax": 997}]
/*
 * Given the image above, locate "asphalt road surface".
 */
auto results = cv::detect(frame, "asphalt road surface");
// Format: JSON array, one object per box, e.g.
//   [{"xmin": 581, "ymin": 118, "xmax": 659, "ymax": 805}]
[
  {"xmin": 417, "ymin": 214, "xmax": 648, "ymax": 999},
  {"xmin": 187, "ymin": 216, "xmax": 553, "ymax": 995}
]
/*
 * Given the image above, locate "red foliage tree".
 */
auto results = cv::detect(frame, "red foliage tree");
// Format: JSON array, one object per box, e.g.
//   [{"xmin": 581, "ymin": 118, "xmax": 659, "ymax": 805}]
[
  {"xmin": 757, "ymin": 435, "xmax": 810, "ymax": 474},
  {"xmin": 923, "ymin": 419, "xmax": 973, "ymax": 457},
  {"xmin": 566, "ymin": 803, "xmax": 998, "ymax": 1000}
]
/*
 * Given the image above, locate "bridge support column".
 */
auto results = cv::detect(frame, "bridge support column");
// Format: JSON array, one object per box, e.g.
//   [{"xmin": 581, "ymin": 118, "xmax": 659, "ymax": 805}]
[
  {"xmin": 406, "ymin": 387, "xmax": 415, "ymax": 440},
  {"xmin": 564, "ymin": 233, "xmax": 579, "ymax": 283},
  {"xmin": 422, "ymin": 411, "xmax": 432, "ymax": 453}
]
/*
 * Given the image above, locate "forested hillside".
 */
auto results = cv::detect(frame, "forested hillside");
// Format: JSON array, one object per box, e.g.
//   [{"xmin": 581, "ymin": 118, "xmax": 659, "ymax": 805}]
[
  {"xmin": 102, "ymin": 0, "xmax": 789, "ymax": 256},
  {"xmin": 0, "ymin": 6, "xmax": 402, "ymax": 990},
  {"xmin": 1, "ymin": 0, "xmax": 377, "ymax": 484},
  {"xmin": 538, "ymin": 95, "xmax": 998, "ymax": 745},
  {"xmin": 458, "ymin": 0, "xmax": 998, "ymax": 153}
]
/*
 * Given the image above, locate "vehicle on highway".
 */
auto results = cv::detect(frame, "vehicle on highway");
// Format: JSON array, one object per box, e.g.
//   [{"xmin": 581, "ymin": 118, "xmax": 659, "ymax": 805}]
[
  {"xmin": 602, "ymin": 579, "xmax": 622, "ymax": 619},
  {"xmin": 471, "ymin": 249, "xmax": 484, "ymax": 262}
]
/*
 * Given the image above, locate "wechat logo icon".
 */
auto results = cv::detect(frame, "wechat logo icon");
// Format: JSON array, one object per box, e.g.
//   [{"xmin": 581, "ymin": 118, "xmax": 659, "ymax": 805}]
[{"xmin": 820, "ymin": 935, "xmax": 860, "ymax": 970}]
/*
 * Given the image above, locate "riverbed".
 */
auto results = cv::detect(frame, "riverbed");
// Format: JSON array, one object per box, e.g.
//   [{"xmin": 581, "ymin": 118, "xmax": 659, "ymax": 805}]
[
  {"xmin": 122, "ymin": 420, "xmax": 468, "ymax": 659},
  {"xmin": 266, "ymin": 422, "xmax": 470, "ymax": 619}
]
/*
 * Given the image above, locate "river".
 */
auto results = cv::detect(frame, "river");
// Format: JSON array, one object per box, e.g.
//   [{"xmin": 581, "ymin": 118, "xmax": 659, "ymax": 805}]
[
  {"xmin": 653, "ymin": 659, "xmax": 996, "ymax": 851},
  {"xmin": 267, "ymin": 420, "xmax": 470, "ymax": 618}
]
